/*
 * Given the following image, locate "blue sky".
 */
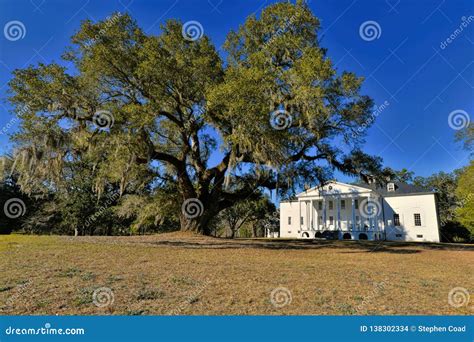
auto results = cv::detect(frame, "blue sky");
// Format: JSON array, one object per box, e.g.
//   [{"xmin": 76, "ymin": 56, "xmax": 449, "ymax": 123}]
[{"xmin": 0, "ymin": 0, "xmax": 473, "ymax": 182}]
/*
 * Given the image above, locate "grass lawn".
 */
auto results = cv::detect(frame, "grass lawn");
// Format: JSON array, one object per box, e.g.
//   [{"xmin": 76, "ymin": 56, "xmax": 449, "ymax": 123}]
[{"xmin": 0, "ymin": 232, "xmax": 472, "ymax": 315}]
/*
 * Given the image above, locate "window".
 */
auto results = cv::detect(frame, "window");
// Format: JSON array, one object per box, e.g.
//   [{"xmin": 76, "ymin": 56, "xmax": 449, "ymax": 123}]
[
  {"xmin": 414, "ymin": 214, "xmax": 422, "ymax": 226},
  {"xmin": 318, "ymin": 201, "xmax": 323, "ymax": 210},
  {"xmin": 387, "ymin": 183, "xmax": 395, "ymax": 192},
  {"xmin": 395, "ymin": 234, "xmax": 402, "ymax": 238},
  {"xmin": 355, "ymin": 199, "xmax": 359, "ymax": 209},
  {"xmin": 288, "ymin": 231, "xmax": 292, "ymax": 234},
  {"xmin": 341, "ymin": 200, "xmax": 345, "ymax": 209},
  {"xmin": 300, "ymin": 217, "xmax": 304, "ymax": 225},
  {"xmin": 288, "ymin": 217, "xmax": 292, "ymax": 225},
  {"xmin": 329, "ymin": 216, "xmax": 334, "ymax": 225},
  {"xmin": 417, "ymin": 234, "xmax": 423, "ymax": 238},
  {"xmin": 393, "ymin": 213, "xmax": 400, "ymax": 226},
  {"xmin": 356, "ymin": 215, "xmax": 360, "ymax": 222},
  {"xmin": 329, "ymin": 201, "xmax": 333, "ymax": 210}
]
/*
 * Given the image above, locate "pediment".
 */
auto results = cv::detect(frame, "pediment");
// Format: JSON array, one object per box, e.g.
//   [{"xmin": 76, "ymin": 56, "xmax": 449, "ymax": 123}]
[{"xmin": 296, "ymin": 181, "xmax": 373, "ymax": 198}]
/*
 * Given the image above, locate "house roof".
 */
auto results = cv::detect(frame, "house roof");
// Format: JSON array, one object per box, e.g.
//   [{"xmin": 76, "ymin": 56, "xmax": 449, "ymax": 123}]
[
  {"xmin": 352, "ymin": 181, "xmax": 435, "ymax": 197},
  {"xmin": 281, "ymin": 181, "xmax": 435, "ymax": 202}
]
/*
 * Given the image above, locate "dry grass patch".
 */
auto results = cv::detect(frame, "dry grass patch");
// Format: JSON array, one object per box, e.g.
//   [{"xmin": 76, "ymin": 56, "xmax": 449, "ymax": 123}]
[{"xmin": 0, "ymin": 233, "xmax": 472, "ymax": 315}]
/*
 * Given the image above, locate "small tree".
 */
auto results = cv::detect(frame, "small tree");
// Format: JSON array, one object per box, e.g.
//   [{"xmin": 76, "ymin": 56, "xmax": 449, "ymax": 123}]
[
  {"xmin": 390, "ymin": 168, "xmax": 414, "ymax": 183},
  {"xmin": 217, "ymin": 196, "xmax": 274, "ymax": 238},
  {"xmin": 455, "ymin": 160, "xmax": 474, "ymax": 238},
  {"xmin": 413, "ymin": 171, "xmax": 460, "ymax": 225}
]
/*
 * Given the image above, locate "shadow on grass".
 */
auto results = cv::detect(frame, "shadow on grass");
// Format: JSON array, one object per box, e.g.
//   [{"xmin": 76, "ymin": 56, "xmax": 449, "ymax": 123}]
[
  {"xmin": 141, "ymin": 239, "xmax": 473, "ymax": 254},
  {"xmin": 60, "ymin": 234, "xmax": 474, "ymax": 254}
]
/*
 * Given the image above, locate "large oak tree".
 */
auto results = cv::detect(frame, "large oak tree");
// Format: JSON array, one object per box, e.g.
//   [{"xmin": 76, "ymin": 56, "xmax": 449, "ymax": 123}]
[{"xmin": 5, "ymin": 1, "xmax": 386, "ymax": 235}]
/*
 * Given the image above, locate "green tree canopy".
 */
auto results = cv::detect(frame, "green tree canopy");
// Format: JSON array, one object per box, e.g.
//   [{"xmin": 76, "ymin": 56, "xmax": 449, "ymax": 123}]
[
  {"xmin": 455, "ymin": 161, "xmax": 474, "ymax": 235},
  {"xmin": 5, "ymin": 2, "xmax": 385, "ymax": 235}
]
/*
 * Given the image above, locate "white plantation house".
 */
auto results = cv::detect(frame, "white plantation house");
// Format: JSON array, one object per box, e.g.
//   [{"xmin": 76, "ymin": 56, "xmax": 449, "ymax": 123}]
[{"xmin": 278, "ymin": 181, "xmax": 441, "ymax": 242}]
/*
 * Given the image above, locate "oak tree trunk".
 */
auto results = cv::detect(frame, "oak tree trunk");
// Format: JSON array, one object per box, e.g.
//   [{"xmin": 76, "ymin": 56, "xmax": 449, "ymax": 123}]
[{"xmin": 179, "ymin": 214, "xmax": 212, "ymax": 236}]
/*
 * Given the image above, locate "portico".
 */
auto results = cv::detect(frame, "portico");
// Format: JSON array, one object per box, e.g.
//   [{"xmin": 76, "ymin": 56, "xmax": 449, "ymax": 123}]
[{"xmin": 281, "ymin": 182, "xmax": 385, "ymax": 240}]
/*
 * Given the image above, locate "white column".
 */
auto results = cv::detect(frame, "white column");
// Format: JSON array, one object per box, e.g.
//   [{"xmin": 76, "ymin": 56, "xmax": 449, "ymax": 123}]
[
  {"xmin": 307, "ymin": 201, "xmax": 310, "ymax": 230},
  {"xmin": 315, "ymin": 201, "xmax": 319, "ymax": 230},
  {"xmin": 368, "ymin": 196, "xmax": 373, "ymax": 232},
  {"xmin": 298, "ymin": 200, "xmax": 301, "ymax": 232},
  {"xmin": 344, "ymin": 197, "xmax": 351, "ymax": 232},
  {"xmin": 322, "ymin": 197, "xmax": 326, "ymax": 229},
  {"xmin": 351, "ymin": 197, "xmax": 356, "ymax": 232},
  {"xmin": 310, "ymin": 200, "xmax": 314, "ymax": 230},
  {"xmin": 337, "ymin": 196, "xmax": 341, "ymax": 231},
  {"xmin": 376, "ymin": 197, "xmax": 382, "ymax": 235},
  {"xmin": 379, "ymin": 197, "xmax": 384, "ymax": 239}
]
